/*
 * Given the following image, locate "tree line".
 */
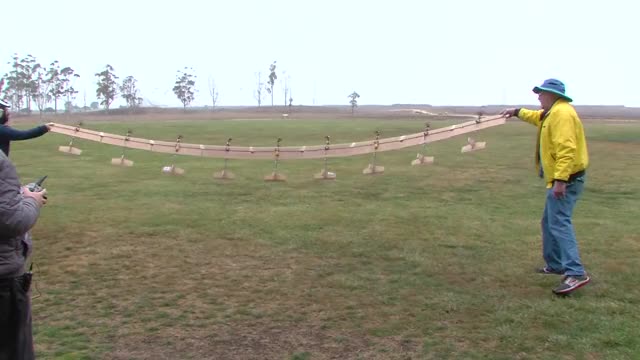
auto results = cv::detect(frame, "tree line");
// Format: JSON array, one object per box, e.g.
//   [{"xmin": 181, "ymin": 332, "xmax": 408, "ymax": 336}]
[
  {"xmin": 0, "ymin": 53, "xmax": 199, "ymax": 115},
  {"xmin": 2, "ymin": 53, "xmax": 361, "ymax": 114}
]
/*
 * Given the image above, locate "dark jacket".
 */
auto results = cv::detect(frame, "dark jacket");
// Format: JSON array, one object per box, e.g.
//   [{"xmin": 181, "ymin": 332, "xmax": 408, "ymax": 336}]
[
  {"xmin": 0, "ymin": 152, "xmax": 41, "ymax": 278},
  {"xmin": 0, "ymin": 124, "xmax": 49, "ymax": 156}
]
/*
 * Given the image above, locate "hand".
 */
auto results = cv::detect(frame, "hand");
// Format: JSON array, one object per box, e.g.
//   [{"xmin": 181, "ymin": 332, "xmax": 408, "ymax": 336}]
[
  {"xmin": 500, "ymin": 108, "xmax": 518, "ymax": 118},
  {"xmin": 45, "ymin": 122, "xmax": 54, "ymax": 131},
  {"xmin": 552, "ymin": 181, "xmax": 567, "ymax": 199},
  {"xmin": 22, "ymin": 186, "xmax": 48, "ymax": 207}
]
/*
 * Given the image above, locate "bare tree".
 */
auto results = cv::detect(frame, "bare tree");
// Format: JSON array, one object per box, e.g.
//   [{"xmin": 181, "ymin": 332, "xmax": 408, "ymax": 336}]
[
  {"xmin": 253, "ymin": 72, "xmax": 264, "ymax": 107},
  {"xmin": 208, "ymin": 76, "xmax": 219, "ymax": 110},
  {"xmin": 281, "ymin": 70, "xmax": 291, "ymax": 107}
]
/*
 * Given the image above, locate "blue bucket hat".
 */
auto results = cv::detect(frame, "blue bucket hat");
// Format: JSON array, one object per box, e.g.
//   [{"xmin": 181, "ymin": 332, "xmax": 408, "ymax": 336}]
[{"xmin": 532, "ymin": 79, "xmax": 572, "ymax": 102}]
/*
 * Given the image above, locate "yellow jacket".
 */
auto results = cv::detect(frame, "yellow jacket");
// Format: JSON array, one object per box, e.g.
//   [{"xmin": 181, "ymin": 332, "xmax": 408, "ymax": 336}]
[{"xmin": 517, "ymin": 99, "xmax": 589, "ymax": 188}]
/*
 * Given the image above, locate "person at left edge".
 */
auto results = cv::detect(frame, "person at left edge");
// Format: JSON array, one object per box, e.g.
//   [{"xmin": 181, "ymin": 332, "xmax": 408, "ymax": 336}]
[
  {"xmin": 0, "ymin": 150, "xmax": 48, "ymax": 360},
  {"xmin": 0, "ymin": 99, "xmax": 52, "ymax": 156}
]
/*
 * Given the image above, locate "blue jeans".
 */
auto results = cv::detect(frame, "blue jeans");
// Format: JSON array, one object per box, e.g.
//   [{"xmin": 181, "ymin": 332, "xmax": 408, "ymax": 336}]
[{"xmin": 541, "ymin": 175, "xmax": 586, "ymax": 276}]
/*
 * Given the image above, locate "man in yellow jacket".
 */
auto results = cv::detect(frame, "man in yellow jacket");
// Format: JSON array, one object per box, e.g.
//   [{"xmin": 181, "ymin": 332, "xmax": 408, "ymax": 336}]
[{"xmin": 501, "ymin": 79, "xmax": 590, "ymax": 295}]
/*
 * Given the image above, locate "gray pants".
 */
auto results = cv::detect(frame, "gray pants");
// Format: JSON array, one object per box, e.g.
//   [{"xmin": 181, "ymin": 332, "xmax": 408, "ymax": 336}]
[{"xmin": 0, "ymin": 274, "xmax": 34, "ymax": 360}]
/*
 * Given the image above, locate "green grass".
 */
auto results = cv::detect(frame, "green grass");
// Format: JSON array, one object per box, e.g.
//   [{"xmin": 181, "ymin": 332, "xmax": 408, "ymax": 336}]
[{"xmin": 10, "ymin": 117, "xmax": 640, "ymax": 359}]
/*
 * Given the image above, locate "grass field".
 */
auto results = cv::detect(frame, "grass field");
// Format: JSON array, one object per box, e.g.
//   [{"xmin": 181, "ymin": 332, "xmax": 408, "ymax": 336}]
[{"xmin": 10, "ymin": 116, "xmax": 640, "ymax": 359}]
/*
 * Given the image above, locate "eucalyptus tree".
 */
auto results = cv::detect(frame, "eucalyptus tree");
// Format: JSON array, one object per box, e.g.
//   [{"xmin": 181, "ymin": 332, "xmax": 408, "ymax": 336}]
[
  {"xmin": 173, "ymin": 67, "xmax": 196, "ymax": 111},
  {"xmin": 31, "ymin": 62, "xmax": 50, "ymax": 117},
  {"xmin": 60, "ymin": 67, "xmax": 80, "ymax": 112},
  {"xmin": 120, "ymin": 76, "xmax": 143, "ymax": 108},
  {"xmin": 95, "ymin": 64, "xmax": 119, "ymax": 112},
  {"xmin": 348, "ymin": 91, "xmax": 360, "ymax": 115},
  {"xmin": 46, "ymin": 61, "xmax": 63, "ymax": 113},
  {"xmin": 20, "ymin": 55, "xmax": 39, "ymax": 112},
  {"xmin": 2, "ymin": 54, "xmax": 30, "ymax": 111},
  {"xmin": 47, "ymin": 61, "xmax": 80, "ymax": 114},
  {"xmin": 266, "ymin": 61, "xmax": 277, "ymax": 106}
]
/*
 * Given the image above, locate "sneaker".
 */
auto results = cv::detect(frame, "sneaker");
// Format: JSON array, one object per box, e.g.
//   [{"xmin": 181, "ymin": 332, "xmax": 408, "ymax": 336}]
[
  {"xmin": 536, "ymin": 266, "xmax": 563, "ymax": 275},
  {"xmin": 552, "ymin": 275, "xmax": 591, "ymax": 295}
]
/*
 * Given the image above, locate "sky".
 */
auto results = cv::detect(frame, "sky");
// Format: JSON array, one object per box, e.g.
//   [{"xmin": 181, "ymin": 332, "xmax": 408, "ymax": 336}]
[{"xmin": 2, "ymin": 0, "xmax": 638, "ymax": 108}]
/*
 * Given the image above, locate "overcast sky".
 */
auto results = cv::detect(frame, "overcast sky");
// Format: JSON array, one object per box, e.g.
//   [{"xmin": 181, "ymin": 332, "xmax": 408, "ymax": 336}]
[{"xmin": 2, "ymin": 0, "xmax": 637, "ymax": 108}]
